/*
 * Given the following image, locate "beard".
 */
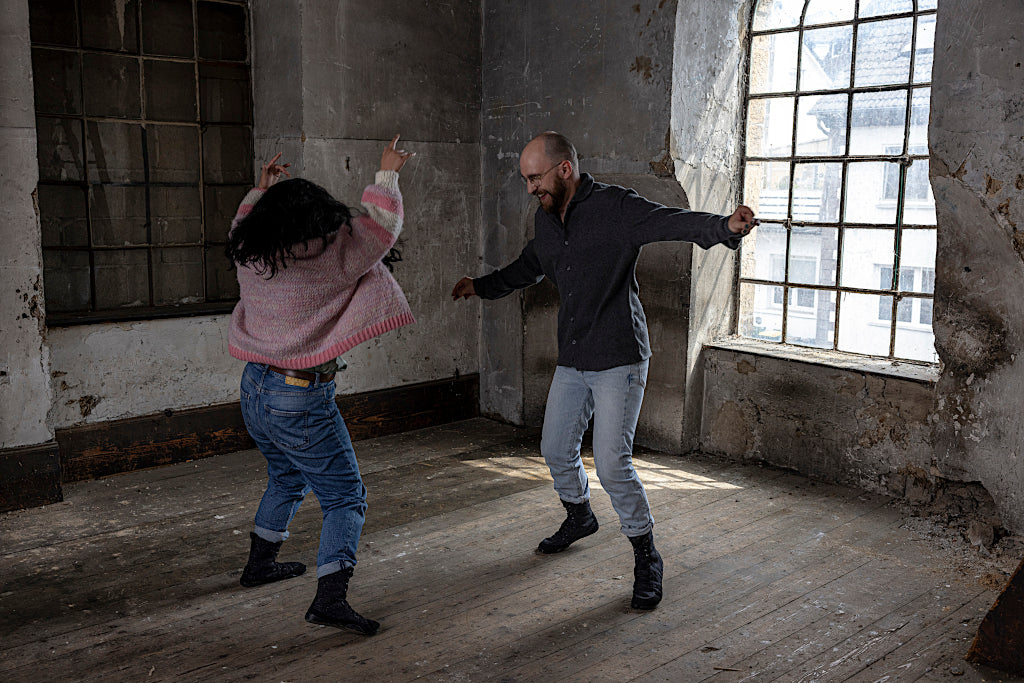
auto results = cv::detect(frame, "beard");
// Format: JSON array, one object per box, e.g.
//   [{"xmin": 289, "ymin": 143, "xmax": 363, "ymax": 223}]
[{"xmin": 536, "ymin": 175, "xmax": 568, "ymax": 214}]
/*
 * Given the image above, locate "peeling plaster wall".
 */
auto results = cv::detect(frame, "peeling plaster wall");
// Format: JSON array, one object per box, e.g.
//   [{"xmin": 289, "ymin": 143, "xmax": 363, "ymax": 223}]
[
  {"xmin": 40, "ymin": 0, "xmax": 482, "ymax": 431},
  {"xmin": 672, "ymin": 0, "xmax": 751, "ymax": 449},
  {"xmin": 481, "ymin": 0, "xmax": 685, "ymax": 436},
  {"xmin": 0, "ymin": 0, "xmax": 53, "ymax": 448},
  {"xmin": 702, "ymin": 344, "xmax": 937, "ymax": 499},
  {"xmin": 930, "ymin": 0, "xmax": 1024, "ymax": 532}
]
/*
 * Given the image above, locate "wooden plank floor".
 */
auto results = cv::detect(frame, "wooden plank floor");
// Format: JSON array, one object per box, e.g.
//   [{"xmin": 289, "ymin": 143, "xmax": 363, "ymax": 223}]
[{"xmin": 1, "ymin": 417, "xmax": 1021, "ymax": 682}]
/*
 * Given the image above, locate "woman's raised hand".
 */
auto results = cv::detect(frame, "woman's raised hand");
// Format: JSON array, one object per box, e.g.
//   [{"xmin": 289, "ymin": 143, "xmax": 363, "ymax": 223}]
[
  {"xmin": 258, "ymin": 152, "xmax": 292, "ymax": 190},
  {"xmin": 380, "ymin": 134, "xmax": 414, "ymax": 172}
]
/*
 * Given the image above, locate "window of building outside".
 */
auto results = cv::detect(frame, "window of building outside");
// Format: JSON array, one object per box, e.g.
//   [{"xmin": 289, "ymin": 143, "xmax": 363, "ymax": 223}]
[
  {"xmin": 738, "ymin": 0, "xmax": 938, "ymax": 363},
  {"xmin": 30, "ymin": 0, "xmax": 253, "ymax": 325}
]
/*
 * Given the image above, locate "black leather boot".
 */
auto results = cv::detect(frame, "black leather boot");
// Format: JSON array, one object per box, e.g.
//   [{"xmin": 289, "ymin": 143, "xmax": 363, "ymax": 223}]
[
  {"xmin": 304, "ymin": 567, "xmax": 380, "ymax": 636},
  {"xmin": 239, "ymin": 532, "xmax": 306, "ymax": 588},
  {"xmin": 629, "ymin": 531, "xmax": 663, "ymax": 609},
  {"xmin": 536, "ymin": 498, "xmax": 600, "ymax": 554}
]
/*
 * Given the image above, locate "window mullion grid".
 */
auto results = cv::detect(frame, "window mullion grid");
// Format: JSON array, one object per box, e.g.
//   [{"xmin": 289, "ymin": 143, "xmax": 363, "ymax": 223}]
[
  {"xmin": 780, "ymin": 5, "xmax": 808, "ymax": 344},
  {"xmin": 193, "ymin": 0, "xmax": 208, "ymax": 304},
  {"xmin": 74, "ymin": 0, "xmax": 98, "ymax": 314},
  {"xmin": 139, "ymin": 0, "xmax": 156, "ymax": 309},
  {"xmin": 889, "ymin": 2, "xmax": 922, "ymax": 357}
]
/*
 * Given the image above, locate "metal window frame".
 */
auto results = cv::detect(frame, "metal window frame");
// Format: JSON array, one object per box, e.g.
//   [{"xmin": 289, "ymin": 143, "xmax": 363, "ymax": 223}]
[
  {"xmin": 737, "ymin": 0, "xmax": 938, "ymax": 364},
  {"xmin": 33, "ymin": 0, "xmax": 252, "ymax": 327}
]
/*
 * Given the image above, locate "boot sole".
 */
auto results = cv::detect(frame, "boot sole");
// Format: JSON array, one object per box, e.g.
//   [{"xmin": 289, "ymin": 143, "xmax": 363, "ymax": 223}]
[
  {"xmin": 535, "ymin": 523, "xmax": 600, "ymax": 554},
  {"xmin": 239, "ymin": 565, "xmax": 307, "ymax": 588},
  {"xmin": 305, "ymin": 612, "xmax": 380, "ymax": 636},
  {"xmin": 630, "ymin": 596, "xmax": 663, "ymax": 610}
]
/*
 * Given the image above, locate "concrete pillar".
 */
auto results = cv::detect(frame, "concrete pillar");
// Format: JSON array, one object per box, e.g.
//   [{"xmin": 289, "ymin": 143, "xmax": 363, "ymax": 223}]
[
  {"xmin": 0, "ymin": 0, "xmax": 60, "ymax": 510},
  {"xmin": 930, "ymin": 0, "xmax": 1024, "ymax": 533}
]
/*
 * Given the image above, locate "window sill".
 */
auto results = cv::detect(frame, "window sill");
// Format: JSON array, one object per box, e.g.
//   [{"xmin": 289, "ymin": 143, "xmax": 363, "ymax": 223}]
[
  {"xmin": 705, "ymin": 336, "xmax": 939, "ymax": 384},
  {"xmin": 46, "ymin": 301, "xmax": 237, "ymax": 328}
]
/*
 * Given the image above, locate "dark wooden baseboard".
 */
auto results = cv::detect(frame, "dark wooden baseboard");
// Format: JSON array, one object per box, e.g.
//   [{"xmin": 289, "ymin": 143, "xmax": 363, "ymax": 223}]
[
  {"xmin": 0, "ymin": 441, "xmax": 62, "ymax": 513},
  {"xmin": 57, "ymin": 374, "xmax": 480, "ymax": 484}
]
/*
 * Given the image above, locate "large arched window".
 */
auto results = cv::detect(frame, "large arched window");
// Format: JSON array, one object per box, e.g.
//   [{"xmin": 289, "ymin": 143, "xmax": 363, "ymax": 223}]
[{"xmin": 738, "ymin": 0, "xmax": 937, "ymax": 363}]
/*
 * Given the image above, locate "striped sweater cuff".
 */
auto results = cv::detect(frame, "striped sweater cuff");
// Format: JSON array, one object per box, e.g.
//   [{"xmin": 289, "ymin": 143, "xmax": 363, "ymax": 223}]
[{"xmin": 374, "ymin": 170, "xmax": 400, "ymax": 193}]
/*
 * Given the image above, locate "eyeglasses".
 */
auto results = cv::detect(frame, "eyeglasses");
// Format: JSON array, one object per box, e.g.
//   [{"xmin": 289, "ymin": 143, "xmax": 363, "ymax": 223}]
[{"xmin": 522, "ymin": 162, "xmax": 565, "ymax": 188}]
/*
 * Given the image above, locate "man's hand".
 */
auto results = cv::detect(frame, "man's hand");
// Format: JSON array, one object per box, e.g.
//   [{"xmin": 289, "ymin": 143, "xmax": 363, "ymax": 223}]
[
  {"xmin": 451, "ymin": 277, "xmax": 477, "ymax": 301},
  {"xmin": 381, "ymin": 134, "xmax": 414, "ymax": 172},
  {"xmin": 258, "ymin": 152, "xmax": 291, "ymax": 190},
  {"xmin": 728, "ymin": 205, "xmax": 759, "ymax": 235}
]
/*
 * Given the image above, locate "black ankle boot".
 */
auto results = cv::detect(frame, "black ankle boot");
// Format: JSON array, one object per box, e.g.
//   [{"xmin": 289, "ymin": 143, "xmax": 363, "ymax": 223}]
[
  {"xmin": 304, "ymin": 567, "xmax": 380, "ymax": 636},
  {"xmin": 239, "ymin": 532, "xmax": 306, "ymax": 588},
  {"xmin": 629, "ymin": 531, "xmax": 663, "ymax": 609},
  {"xmin": 536, "ymin": 498, "xmax": 600, "ymax": 554}
]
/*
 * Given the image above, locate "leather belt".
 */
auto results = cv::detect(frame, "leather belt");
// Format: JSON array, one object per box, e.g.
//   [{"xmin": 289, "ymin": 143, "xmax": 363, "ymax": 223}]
[{"xmin": 268, "ymin": 365, "xmax": 335, "ymax": 384}]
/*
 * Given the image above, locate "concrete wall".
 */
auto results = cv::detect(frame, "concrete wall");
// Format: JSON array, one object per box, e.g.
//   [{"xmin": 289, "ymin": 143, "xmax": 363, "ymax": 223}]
[
  {"xmin": 929, "ymin": 0, "xmax": 1024, "ymax": 532},
  {"xmin": 9, "ymin": 0, "xmax": 482, "ymax": 435},
  {"xmin": 702, "ymin": 341, "xmax": 938, "ymax": 499},
  {"xmin": 0, "ymin": 0, "xmax": 53, "ymax": 449},
  {"xmin": 480, "ymin": 0, "xmax": 701, "ymax": 446}
]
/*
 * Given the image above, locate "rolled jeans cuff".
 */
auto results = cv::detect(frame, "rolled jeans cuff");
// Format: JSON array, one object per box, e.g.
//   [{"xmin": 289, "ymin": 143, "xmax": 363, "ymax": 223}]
[
  {"xmin": 317, "ymin": 559, "xmax": 356, "ymax": 578},
  {"xmin": 254, "ymin": 525, "xmax": 289, "ymax": 543}
]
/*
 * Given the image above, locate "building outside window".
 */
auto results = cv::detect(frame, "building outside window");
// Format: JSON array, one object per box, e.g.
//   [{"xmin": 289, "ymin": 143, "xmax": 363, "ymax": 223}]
[
  {"xmin": 738, "ymin": 0, "xmax": 938, "ymax": 363},
  {"xmin": 30, "ymin": 0, "xmax": 253, "ymax": 325}
]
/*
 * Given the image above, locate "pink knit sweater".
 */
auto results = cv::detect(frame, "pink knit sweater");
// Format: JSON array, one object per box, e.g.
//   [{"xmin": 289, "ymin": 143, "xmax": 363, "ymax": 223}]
[{"xmin": 228, "ymin": 170, "xmax": 415, "ymax": 369}]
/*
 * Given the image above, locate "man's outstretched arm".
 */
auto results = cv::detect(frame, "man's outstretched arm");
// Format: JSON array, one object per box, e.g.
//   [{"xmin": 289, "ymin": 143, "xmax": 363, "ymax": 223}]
[{"xmin": 451, "ymin": 239, "xmax": 545, "ymax": 301}]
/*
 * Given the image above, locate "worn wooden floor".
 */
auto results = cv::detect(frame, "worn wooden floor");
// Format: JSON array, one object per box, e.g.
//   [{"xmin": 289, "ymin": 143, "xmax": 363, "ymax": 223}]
[{"xmin": 2, "ymin": 417, "xmax": 1021, "ymax": 682}]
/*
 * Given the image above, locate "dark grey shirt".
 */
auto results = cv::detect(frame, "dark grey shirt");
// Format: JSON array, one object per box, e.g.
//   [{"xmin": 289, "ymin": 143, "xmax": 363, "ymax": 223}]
[{"xmin": 474, "ymin": 173, "xmax": 742, "ymax": 371}]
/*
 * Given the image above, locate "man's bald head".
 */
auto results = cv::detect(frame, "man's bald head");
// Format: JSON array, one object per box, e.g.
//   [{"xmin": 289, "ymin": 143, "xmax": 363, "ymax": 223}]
[{"xmin": 524, "ymin": 131, "xmax": 579, "ymax": 170}]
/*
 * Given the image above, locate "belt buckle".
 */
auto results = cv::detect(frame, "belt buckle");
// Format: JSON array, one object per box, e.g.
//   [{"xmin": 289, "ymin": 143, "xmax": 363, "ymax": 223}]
[{"xmin": 284, "ymin": 376, "xmax": 311, "ymax": 388}]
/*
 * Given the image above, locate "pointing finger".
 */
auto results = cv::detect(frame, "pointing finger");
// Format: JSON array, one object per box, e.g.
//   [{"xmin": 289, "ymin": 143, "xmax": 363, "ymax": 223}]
[{"xmin": 390, "ymin": 134, "xmax": 400, "ymax": 149}]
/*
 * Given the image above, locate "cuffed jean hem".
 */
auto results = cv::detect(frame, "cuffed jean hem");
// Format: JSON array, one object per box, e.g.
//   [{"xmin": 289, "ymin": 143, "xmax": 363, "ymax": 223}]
[
  {"xmin": 623, "ymin": 522, "xmax": 654, "ymax": 538},
  {"xmin": 255, "ymin": 525, "xmax": 289, "ymax": 543},
  {"xmin": 558, "ymin": 493, "xmax": 590, "ymax": 505},
  {"xmin": 317, "ymin": 560, "xmax": 356, "ymax": 578}
]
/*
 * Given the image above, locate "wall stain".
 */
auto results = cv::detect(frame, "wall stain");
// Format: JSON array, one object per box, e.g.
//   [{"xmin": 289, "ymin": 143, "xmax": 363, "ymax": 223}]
[
  {"xmin": 985, "ymin": 174, "xmax": 1003, "ymax": 197},
  {"xmin": 630, "ymin": 55, "xmax": 654, "ymax": 82},
  {"xmin": 78, "ymin": 395, "xmax": 101, "ymax": 418}
]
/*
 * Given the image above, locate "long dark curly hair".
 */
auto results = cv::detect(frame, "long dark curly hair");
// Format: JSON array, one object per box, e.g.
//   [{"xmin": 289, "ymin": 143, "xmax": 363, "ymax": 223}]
[{"xmin": 225, "ymin": 178, "xmax": 401, "ymax": 278}]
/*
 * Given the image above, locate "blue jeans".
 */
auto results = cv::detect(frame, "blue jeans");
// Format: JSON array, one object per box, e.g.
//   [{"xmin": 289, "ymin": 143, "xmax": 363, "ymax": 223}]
[
  {"xmin": 240, "ymin": 363, "xmax": 366, "ymax": 577},
  {"xmin": 540, "ymin": 360, "xmax": 653, "ymax": 537}
]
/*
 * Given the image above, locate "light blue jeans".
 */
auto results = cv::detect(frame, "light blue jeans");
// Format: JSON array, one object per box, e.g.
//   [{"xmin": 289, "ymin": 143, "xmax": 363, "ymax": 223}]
[
  {"xmin": 540, "ymin": 360, "xmax": 653, "ymax": 537},
  {"xmin": 240, "ymin": 363, "xmax": 366, "ymax": 577}
]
